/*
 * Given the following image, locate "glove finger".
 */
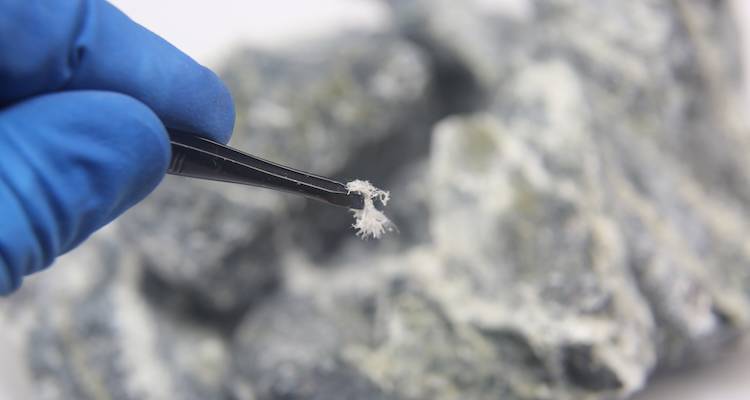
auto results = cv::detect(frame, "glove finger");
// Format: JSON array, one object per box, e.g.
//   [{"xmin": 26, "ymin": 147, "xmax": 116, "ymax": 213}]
[
  {"xmin": 0, "ymin": 90, "xmax": 169, "ymax": 293},
  {"xmin": 0, "ymin": 0, "xmax": 234, "ymax": 143}
]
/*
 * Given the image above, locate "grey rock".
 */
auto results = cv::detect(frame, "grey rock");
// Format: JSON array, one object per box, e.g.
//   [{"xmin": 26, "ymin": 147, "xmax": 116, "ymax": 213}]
[
  {"xmin": 119, "ymin": 178, "xmax": 282, "ymax": 317},
  {"xmin": 494, "ymin": 0, "xmax": 750, "ymax": 371},
  {"xmin": 5, "ymin": 1, "xmax": 750, "ymax": 400},
  {"xmin": 24, "ymin": 234, "xmax": 233, "ymax": 400},
  {"xmin": 385, "ymin": 0, "xmax": 503, "ymax": 113},
  {"xmin": 231, "ymin": 293, "xmax": 394, "ymax": 400},
  {"xmin": 229, "ymin": 1, "xmax": 750, "ymax": 399}
]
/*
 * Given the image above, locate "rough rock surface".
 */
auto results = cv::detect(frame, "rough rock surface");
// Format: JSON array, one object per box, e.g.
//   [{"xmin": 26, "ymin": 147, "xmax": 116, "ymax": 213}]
[{"xmin": 4, "ymin": 1, "xmax": 750, "ymax": 399}]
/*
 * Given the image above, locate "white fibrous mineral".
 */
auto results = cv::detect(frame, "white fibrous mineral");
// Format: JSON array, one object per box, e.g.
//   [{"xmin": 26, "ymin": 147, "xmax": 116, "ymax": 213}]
[{"xmin": 346, "ymin": 180, "xmax": 395, "ymax": 239}]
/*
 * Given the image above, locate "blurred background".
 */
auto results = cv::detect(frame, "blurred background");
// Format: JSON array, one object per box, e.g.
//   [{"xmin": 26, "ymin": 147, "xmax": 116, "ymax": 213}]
[{"xmin": 2, "ymin": 0, "xmax": 750, "ymax": 399}]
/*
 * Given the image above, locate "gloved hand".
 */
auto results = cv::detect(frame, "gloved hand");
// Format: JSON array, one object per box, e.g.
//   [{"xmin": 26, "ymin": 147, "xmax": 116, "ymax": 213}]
[{"xmin": 0, "ymin": 0, "xmax": 235, "ymax": 293}]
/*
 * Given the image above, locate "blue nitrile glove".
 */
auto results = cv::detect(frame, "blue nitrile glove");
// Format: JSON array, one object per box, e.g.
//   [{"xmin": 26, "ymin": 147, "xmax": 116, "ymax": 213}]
[{"xmin": 0, "ymin": 0, "xmax": 235, "ymax": 294}]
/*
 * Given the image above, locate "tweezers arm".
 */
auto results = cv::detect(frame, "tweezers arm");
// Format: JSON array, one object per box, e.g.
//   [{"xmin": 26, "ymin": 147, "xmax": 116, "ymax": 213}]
[
  {"xmin": 167, "ymin": 134, "xmax": 291, "ymax": 190},
  {"xmin": 166, "ymin": 131, "xmax": 363, "ymax": 209}
]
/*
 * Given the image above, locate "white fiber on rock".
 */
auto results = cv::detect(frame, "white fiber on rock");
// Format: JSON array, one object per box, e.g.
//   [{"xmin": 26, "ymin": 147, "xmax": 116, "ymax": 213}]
[{"xmin": 346, "ymin": 180, "xmax": 395, "ymax": 239}]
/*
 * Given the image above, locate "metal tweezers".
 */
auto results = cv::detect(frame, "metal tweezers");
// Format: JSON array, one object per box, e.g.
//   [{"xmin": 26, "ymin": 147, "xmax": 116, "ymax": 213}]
[{"xmin": 166, "ymin": 131, "xmax": 365, "ymax": 209}]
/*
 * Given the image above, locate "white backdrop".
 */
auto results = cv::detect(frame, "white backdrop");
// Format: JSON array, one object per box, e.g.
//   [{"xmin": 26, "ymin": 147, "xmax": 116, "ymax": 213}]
[{"xmin": 108, "ymin": 0, "xmax": 389, "ymax": 66}]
